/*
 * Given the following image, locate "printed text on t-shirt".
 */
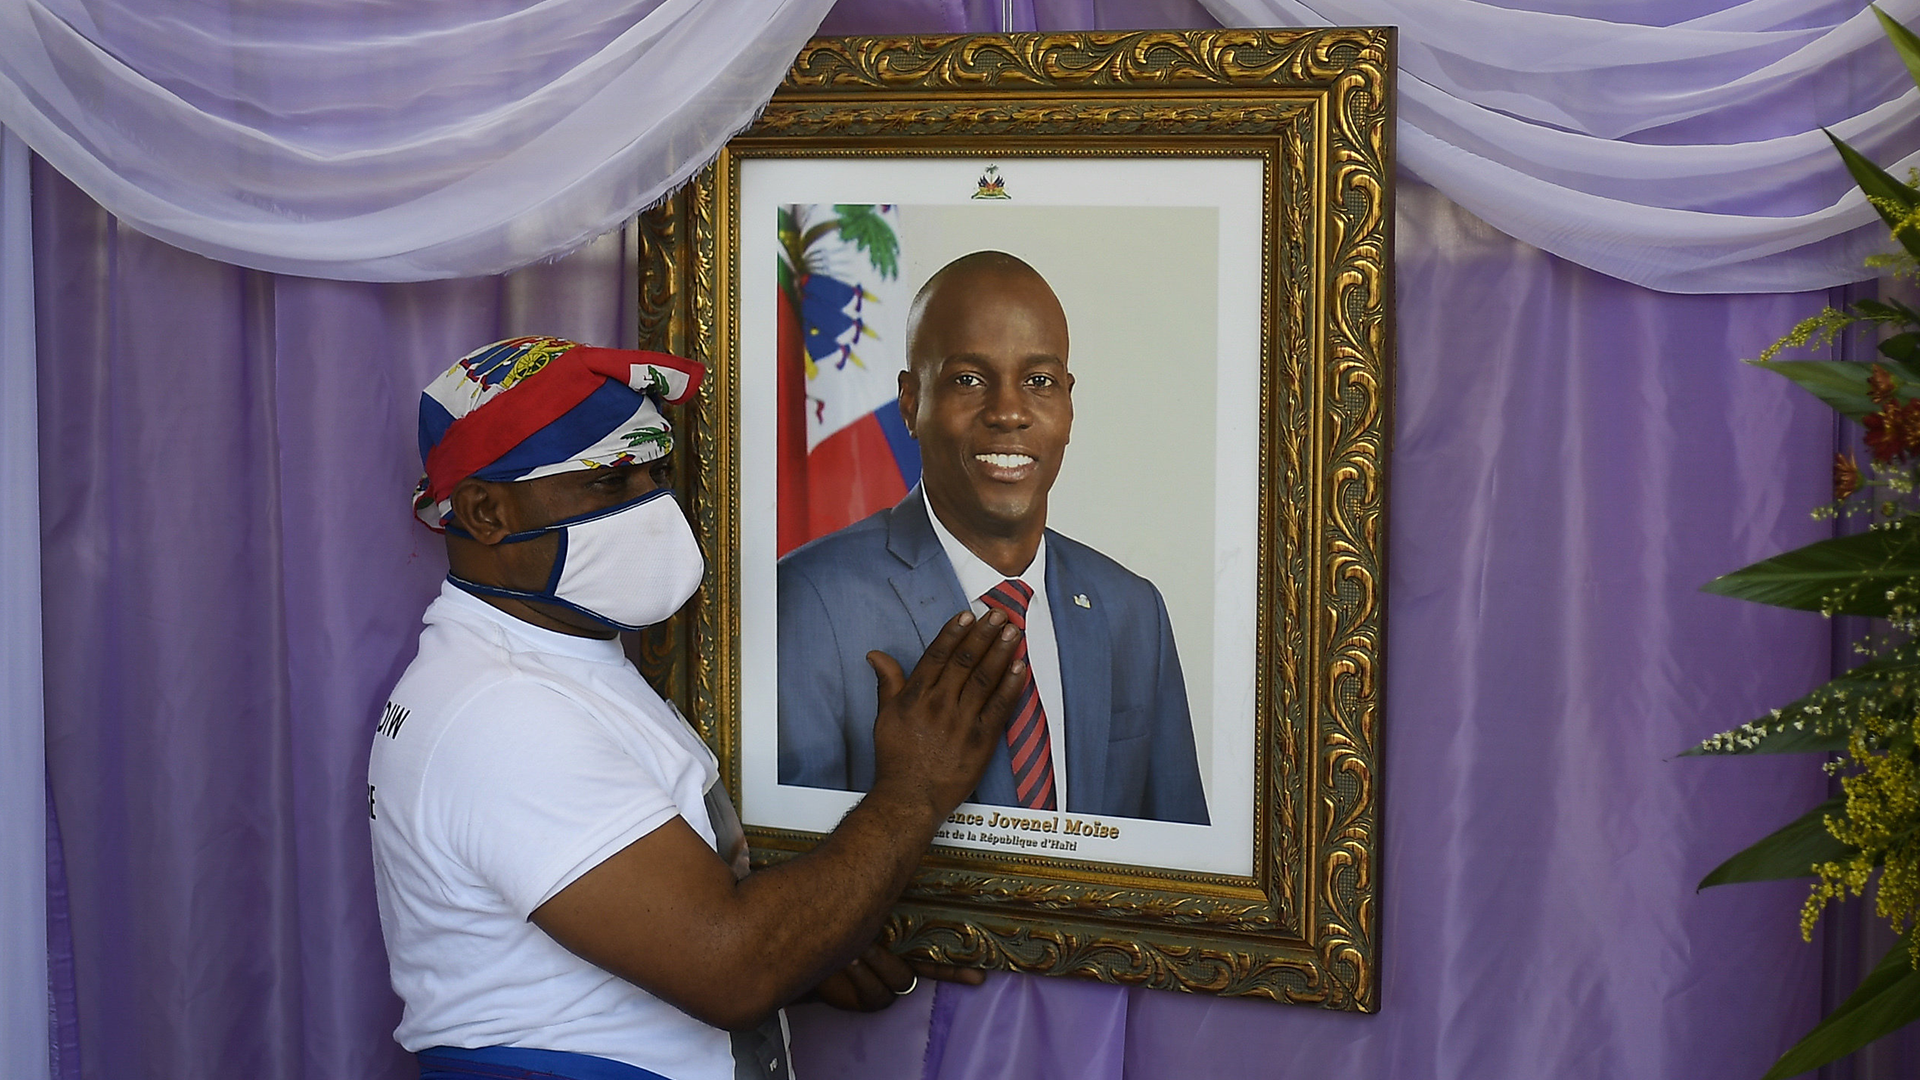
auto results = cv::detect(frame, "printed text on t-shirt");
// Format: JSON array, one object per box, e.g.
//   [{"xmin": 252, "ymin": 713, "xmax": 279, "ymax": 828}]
[{"xmin": 378, "ymin": 701, "xmax": 411, "ymax": 739}]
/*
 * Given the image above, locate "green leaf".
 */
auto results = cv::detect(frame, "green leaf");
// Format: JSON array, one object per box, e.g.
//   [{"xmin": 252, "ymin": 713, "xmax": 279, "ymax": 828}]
[
  {"xmin": 1683, "ymin": 640, "xmax": 1920, "ymax": 756},
  {"xmin": 1750, "ymin": 361, "xmax": 1881, "ymax": 420},
  {"xmin": 1828, "ymin": 129, "xmax": 1920, "ymax": 261},
  {"xmin": 1680, "ymin": 715, "xmax": 1847, "ymax": 756},
  {"xmin": 1683, "ymin": 723, "xmax": 1847, "ymax": 757},
  {"xmin": 833, "ymin": 204, "xmax": 900, "ymax": 280},
  {"xmin": 1699, "ymin": 798, "xmax": 1851, "ymax": 889},
  {"xmin": 1750, "ymin": 359, "xmax": 1920, "ymax": 421},
  {"xmin": 1852, "ymin": 297, "xmax": 1920, "ymax": 323},
  {"xmin": 1879, "ymin": 332, "xmax": 1920, "ymax": 364},
  {"xmin": 1875, "ymin": 5, "xmax": 1920, "ymax": 97},
  {"xmin": 1702, "ymin": 523, "xmax": 1920, "ymax": 617},
  {"xmin": 1764, "ymin": 932, "xmax": 1920, "ymax": 1080}
]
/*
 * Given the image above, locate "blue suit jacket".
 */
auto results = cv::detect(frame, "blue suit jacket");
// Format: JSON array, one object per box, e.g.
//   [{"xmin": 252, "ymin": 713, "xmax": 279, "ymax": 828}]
[{"xmin": 776, "ymin": 489, "xmax": 1209, "ymax": 825}]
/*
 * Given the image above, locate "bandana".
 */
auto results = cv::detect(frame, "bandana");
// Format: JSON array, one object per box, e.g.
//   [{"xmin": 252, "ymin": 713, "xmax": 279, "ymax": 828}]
[{"xmin": 412, "ymin": 336, "xmax": 705, "ymax": 530}]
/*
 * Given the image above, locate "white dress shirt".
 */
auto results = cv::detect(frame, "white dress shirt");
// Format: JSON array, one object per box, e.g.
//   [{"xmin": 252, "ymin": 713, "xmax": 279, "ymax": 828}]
[{"xmin": 923, "ymin": 500, "xmax": 1067, "ymax": 809}]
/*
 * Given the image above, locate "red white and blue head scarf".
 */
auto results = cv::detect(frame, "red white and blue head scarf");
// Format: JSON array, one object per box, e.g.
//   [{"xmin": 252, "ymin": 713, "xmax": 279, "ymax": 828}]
[{"xmin": 412, "ymin": 336, "xmax": 705, "ymax": 531}]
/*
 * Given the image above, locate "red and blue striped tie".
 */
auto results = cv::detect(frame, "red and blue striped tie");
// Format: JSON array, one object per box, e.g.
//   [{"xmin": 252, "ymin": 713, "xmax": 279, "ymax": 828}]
[{"xmin": 981, "ymin": 579, "xmax": 1056, "ymax": 811}]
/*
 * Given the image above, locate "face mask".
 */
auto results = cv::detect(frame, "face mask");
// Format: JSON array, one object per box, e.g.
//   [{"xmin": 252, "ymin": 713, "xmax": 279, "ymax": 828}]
[{"xmin": 448, "ymin": 487, "xmax": 704, "ymax": 631}]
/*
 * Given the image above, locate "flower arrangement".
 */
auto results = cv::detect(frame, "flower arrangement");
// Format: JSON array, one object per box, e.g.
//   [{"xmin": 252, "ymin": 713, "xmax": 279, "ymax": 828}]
[{"xmin": 1691, "ymin": 10, "xmax": 1920, "ymax": 1075}]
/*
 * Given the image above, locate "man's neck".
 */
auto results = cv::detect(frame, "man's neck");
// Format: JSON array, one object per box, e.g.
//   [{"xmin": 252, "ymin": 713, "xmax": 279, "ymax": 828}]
[
  {"xmin": 923, "ymin": 495, "xmax": 1043, "ymax": 578},
  {"xmin": 472, "ymin": 593, "xmax": 618, "ymax": 639},
  {"xmin": 446, "ymin": 539, "xmax": 617, "ymax": 638}
]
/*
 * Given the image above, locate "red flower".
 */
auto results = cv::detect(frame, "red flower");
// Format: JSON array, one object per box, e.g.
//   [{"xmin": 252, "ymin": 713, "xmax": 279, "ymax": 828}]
[
  {"xmin": 1864, "ymin": 398, "xmax": 1920, "ymax": 463},
  {"xmin": 1869, "ymin": 363, "xmax": 1900, "ymax": 407},
  {"xmin": 1865, "ymin": 408, "xmax": 1901, "ymax": 462},
  {"xmin": 1900, "ymin": 401, "xmax": 1920, "ymax": 454},
  {"xmin": 1835, "ymin": 452, "xmax": 1862, "ymax": 500},
  {"xmin": 1861, "ymin": 365, "xmax": 1920, "ymax": 463}
]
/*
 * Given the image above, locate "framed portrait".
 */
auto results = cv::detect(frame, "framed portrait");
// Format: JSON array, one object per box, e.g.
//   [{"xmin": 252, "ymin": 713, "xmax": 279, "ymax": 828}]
[{"xmin": 631, "ymin": 27, "xmax": 1391, "ymax": 1010}]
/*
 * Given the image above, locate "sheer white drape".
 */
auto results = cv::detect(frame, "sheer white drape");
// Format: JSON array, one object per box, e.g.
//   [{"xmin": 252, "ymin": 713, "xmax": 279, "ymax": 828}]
[
  {"xmin": 0, "ymin": 123, "xmax": 47, "ymax": 1080},
  {"xmin": 3, "ymin": 0, "xmax": 1917, "ymax": 290},
  {"xmin": 0, "ymin": 0, "xmax": 836, "ymax": 281},
  {"xmin": 1201, "ymin": 0, "xmax": 1920, "ymax": 292}
]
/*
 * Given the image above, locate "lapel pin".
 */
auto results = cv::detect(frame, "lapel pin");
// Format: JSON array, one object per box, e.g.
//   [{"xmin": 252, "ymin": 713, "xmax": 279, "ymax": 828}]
[{"xmin": 1073, "ymin": 594, "xmax": 1091, "ymax": 608}]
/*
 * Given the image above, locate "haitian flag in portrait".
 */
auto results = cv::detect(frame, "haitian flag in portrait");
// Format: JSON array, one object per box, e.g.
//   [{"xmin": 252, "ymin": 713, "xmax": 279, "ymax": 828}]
[{"xmin": 777, "ymin": 204, "xmax": 921, "ymax": 557}]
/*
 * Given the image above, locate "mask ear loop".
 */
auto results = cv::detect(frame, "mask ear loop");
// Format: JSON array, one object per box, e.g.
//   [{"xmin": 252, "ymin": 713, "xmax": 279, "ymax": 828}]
[
  {"xmin": 444, "ymin": 486, "xmax": 675, "ymax": 544},
  {"xmin": 441, "ymin": 488, "xmax": 676, "ymax": 632},
  {"xmin": 443, "ymin": 572, "xmax": 643, "ymax": 632}
]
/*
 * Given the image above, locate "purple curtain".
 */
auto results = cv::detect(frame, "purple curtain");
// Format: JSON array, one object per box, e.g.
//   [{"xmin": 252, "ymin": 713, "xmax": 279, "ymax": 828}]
[
  {"xmin": 782, "ymin": 182, "xmax": 1843, "ymax": 1079},
  {"xmin": 32, "ymin": 1, "xmax": 1872, "ymax": 1078},
  {"xmin": 33, "ymin": 157, "xmax": 637, "ymax": 1080},
  {"xmin": 768, "ymin": 187, "xmax": 1844, "ymax": 1075}
]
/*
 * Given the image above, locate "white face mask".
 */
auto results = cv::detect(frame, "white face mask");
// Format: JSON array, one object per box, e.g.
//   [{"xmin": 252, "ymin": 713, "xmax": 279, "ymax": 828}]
[{"xmin": 449, "ymin": 487, "xmax": 704, "ymax": 631}]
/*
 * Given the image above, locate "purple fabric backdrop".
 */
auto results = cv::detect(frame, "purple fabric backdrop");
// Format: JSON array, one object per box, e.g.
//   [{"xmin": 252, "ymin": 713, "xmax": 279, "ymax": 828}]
[
  {"xmin": 778, "ymin": 185, "xmax": 1841, "ymax": 1080},
  {"xmin": 33, "ymin": 158, "xmax": 636, "ymax": 1080},
  {"xmin": 30, "ymin": 1, "xmax": 1874, "ymax": 1078}
]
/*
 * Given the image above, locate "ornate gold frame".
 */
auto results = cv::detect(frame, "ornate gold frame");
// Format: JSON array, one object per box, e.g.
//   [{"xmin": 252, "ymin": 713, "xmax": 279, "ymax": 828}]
[{"xmin": 632, "ymin": 27, "xmax": 1391, "ymax": 1010}]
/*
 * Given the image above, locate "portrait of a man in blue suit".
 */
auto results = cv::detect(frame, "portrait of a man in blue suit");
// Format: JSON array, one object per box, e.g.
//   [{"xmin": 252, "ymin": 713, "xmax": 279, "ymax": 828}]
[{"xmin": 777, "ymin": 250, "xmax": 1209, "ymax": 825}]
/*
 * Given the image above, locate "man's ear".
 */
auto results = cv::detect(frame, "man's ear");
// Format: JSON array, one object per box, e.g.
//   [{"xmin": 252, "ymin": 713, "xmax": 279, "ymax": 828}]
[
  {"xmin": 1063, "ymin": 370, "xmax": 1074, "ymax": 444},
  {"xmin": 448, "ymin": 477, "xmax": 512, "ymax": 544},
  {"xmin": 897, "ymin": 370, "xmax": 920, "ymax": 439}
]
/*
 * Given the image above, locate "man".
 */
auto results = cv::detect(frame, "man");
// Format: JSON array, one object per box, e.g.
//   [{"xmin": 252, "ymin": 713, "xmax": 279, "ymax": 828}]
[
  {"xmin": 777, "ymin": 252, "xmax": 1209, "ymax": 825},
  {"xmin": 370, "ymin": 337, "xmax": 1023, "ymax": 1080}
]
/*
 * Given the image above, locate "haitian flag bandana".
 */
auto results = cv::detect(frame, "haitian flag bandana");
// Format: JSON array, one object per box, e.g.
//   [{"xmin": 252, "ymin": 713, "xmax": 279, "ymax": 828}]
[{"xmin": 412, "ymin": 337, "xmax": 705, "ymax": 530}]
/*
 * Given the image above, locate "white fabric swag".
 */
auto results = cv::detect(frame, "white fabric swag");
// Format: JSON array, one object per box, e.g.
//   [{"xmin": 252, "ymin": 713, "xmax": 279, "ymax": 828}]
[
  {"xmin": 0, "ymin": 0, "xmax": 836, "ymax": 281},
  {"xmin": 1, "ymin": 0, "xmax": 1918, "ymax": 289},
  {"xmin": 1200, "ymin": 0, "xmax": 1920, "ymax": 292}
]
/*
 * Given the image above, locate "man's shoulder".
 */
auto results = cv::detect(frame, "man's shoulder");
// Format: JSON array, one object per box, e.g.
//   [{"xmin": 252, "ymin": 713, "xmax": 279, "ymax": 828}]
[
  {"xmin": 385, "ymin": 648, "xmax": 576, "ymax": 754},
  {"xmin": 778, "ymin": 508, "xmax": 899, "ymax": 580},
  {"xmin": 1044, "ymin": 528, "xmax": 1161, "ymax": 598},
  {"xmin": 388, "ymin": 610, "xmax": 611, "ymax": 742}
]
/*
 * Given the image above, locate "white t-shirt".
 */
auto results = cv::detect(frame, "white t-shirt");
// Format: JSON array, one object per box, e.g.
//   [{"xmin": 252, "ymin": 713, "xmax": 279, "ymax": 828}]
[
  {"xmin": 369, "ymin": 583, "xmax": 731, "ymax": 1080},
  {"xmin": 924, "ymin": 500, "xmax": 1068, "ymax": 808}
]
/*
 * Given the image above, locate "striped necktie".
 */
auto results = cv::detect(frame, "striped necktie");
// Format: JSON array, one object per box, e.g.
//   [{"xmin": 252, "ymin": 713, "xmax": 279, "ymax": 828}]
[{"xmin": 980, "ymin": 579, "xmax": 1056, "ymax": 811}]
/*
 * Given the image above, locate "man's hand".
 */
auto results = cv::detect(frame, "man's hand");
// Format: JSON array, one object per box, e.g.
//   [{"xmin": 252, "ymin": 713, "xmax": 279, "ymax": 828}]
[
  {"xmin": 810, "ymin": 939, "xmax": 986, "ymax": 1012},
  {"xmin": 531, "ymin": 607, "xmax": 1022, "ymax": 1031},
  {"xmin": 867, "ymin": 608, "xmax": 1026, "ymax": 820}
]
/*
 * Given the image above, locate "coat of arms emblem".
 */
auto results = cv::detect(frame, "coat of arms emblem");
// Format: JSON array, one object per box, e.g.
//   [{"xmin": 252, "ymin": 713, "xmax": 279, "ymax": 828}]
[{"xmin": 972, "ymin": 165, "xmax": 1010, "ymax": 200}]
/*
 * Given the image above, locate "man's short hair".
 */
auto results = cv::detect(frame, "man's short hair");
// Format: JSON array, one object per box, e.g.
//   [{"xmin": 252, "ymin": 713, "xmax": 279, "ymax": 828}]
[{"xmin": 904, "ymin": 251, "xmax": 1056, "ymax": 376}]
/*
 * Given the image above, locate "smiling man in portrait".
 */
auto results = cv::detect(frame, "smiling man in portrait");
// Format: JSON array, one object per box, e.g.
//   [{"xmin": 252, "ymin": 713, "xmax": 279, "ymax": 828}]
[{"xmin": 777, "ymin": 250, "xmax": 1209, "ymax": 825}]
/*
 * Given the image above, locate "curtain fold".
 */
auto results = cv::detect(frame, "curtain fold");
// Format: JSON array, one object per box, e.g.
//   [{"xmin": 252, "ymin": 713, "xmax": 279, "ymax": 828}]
[
  {"xmin": 36, "ymin": 159, "xmax": 1845, "ymax": 1078},
  {"xmin": 31, "ymin": 157, "xmax": 638, "ymax": 1080},
  {"xmin": 25, "ymin": 1, "xmax": 1899, "ymax": 1078},
  {"xmin": 783, "ymin": 176, "xmax": 1841, "ymax": 1080},
  {"xmin": 0, "ymin": 0, "xmax": 836, "ymax": 281},
  {"xmin": 1, "ymin": 0, "xmax": 1915, "ymax": 290},
  {"xmin": 1, "ymin": 122, "xmax": 48, "ymax": 1080},
  {"xmin": 1199, "ymin": 0, "xmax": 1920, "ymax": 292}
]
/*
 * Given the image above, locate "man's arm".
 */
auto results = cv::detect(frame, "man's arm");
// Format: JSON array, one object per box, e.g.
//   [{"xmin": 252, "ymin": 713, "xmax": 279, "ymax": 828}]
[{"xmin": 532, "ymin": 608, "xmax": 1023, "ymax": 1031}]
